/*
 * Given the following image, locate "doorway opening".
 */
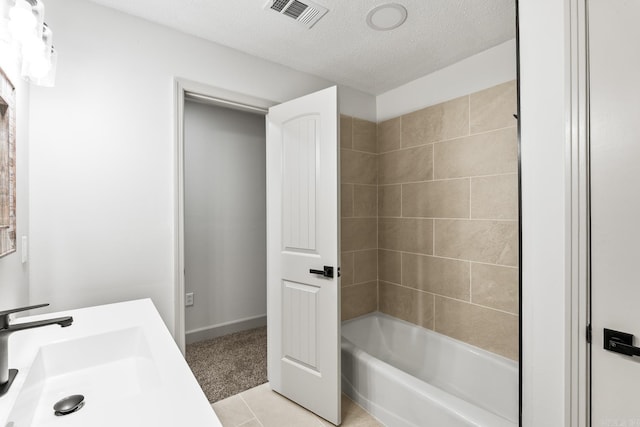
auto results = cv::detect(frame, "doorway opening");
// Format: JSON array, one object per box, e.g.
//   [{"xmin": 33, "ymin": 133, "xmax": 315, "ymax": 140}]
[{"xmin": 174, "ymin": 80, "xmax": 275, "ymax": 403}]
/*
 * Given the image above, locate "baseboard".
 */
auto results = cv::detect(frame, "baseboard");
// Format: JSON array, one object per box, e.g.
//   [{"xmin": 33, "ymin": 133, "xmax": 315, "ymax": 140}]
[{"xmin": 186, "ymin": 314, "xmax": 267, "ymax": 345}]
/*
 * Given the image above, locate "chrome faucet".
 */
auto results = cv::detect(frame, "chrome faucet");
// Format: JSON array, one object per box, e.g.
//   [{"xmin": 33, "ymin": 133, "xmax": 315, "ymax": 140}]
[{"xmin": 0, "ymin": 303, "xmax": 73, "ymax": 397}]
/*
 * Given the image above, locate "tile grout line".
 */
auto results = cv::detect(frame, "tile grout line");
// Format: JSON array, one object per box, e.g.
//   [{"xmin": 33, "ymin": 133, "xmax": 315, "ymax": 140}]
[
  {"xmin": 376, "ymin": 121, "xmax": 380, "ymax": 313},
  {"xmin": 379, "ymin": 281, "xmax": 519, "ymax": 317},
  {"xmin": 432, "ymin": 219, "xmax": 436, "ymax": 258},
  {"xmin": 433, "ymin": 289, "xmax": 437, "ymax": 331},
  {"xmin": 376, "ymin": 124, "xmax": 516, "ymax": 155},
  {"xmin": 469, "ymin": 262, "xmax": 473, "ymax": 304},
  {"xmin": 238, "ymin": 394, "xmax": 265, "ymax": 427},
  {"xmin": 376, "ymin": 154, "xmax": 380, "ymax": 312},
  {"xmin": 430, "ymin": 142, "xmax": 435, "ymax": 183},
  {"xmin": 468, "ymin": 176, "xmax": 473, "ymax": 303},
  {"xmin": 379, "ymin": 171, "xmax": 519, "ymax": 184},
  {"xmin": 315, "ymin": 412, "xmax": 329, "ymax": 427},
  {"xmin": 468, "ymin": 176, "xmax": 472, "ymax": 220},
  {"xmin": 236, "ymin": 419, "xmax": 261, "ymax": 427},
  {"xmin": 373, "ymin": 249, "xmax": 518, "ymax": 269},
  {"xmin": 468, "ymin": 94, "xmax": 471, "ymax": 136},
  {"xmin": 399, "ymin": 250, "xmax": 403, "ymax": 288},
  {"xmin": 379, "ymin": 216, "xmax": 518, "ymax": 222}
]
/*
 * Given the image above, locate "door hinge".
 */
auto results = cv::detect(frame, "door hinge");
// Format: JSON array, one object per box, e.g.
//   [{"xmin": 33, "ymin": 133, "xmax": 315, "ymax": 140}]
[{"xmin": 586, "ymin": 324, "xmax": 592, "ymax": 344}]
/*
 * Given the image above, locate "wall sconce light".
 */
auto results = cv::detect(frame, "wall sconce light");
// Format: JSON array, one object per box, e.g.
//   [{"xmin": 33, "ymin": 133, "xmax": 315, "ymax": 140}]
[{"xmin": 2, "ymin": 0, "xmax": 56, "ymax": 86}]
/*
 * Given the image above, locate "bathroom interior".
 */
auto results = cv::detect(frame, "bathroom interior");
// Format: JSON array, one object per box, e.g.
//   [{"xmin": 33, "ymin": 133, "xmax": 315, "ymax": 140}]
[{"xmin": 1, "ymin": 0, "xmax": 596, "ymax": 426}]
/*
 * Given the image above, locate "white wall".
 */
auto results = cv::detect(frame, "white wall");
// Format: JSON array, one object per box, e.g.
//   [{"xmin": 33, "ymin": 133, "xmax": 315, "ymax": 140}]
[
  {"xmin": 376, "ymin": 39, "xmax": 517, "ymax": 121},
  {"xmin": 0, "ymin": 53, "xmax": 29, "ymax": 311},
  {"xmin": 27, "ymin": 0, "xmax": 375, "ymax": 335},
  {"xmin": 183, "ymin": 101, "xmax": 266, "ymax": 334},
  {"xmin": 519, "ymin": 0, "xmax": 570, "ymax": 425}
]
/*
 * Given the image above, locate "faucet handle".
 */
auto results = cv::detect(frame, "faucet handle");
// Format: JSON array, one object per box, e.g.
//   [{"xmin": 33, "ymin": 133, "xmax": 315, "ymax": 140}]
[{"xmin": 0, "ymin": 303, "xmax": 49, "ymax": 319}]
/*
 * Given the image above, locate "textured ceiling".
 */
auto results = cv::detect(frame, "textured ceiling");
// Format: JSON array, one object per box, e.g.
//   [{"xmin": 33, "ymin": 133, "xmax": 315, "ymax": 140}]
[{"xmin": 86, "ymin": 0, "xmax": 516, "ymax": 95}]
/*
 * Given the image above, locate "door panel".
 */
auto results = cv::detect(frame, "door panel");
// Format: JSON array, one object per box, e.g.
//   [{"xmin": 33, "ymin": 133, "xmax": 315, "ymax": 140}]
[
  {"xmin": 266, "ymin": 86, "xmax": 340, "ymax": 425},
  {"xmin": 590, "ymin": 0, "xmax": 640, "ymax": 423},
  {"xmin": 282, "ymin": 115, "xmax": 319, "ymax": 251}
]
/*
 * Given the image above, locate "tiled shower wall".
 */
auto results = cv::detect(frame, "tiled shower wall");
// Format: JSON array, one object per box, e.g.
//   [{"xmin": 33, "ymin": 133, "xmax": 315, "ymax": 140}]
[
  {"xmin": 340, "ymin": 116, "xmax": 378, "ymax": 320},
  {"xmin": 340, "ymin": 80, "xmax": 519, "ymax": 360}
]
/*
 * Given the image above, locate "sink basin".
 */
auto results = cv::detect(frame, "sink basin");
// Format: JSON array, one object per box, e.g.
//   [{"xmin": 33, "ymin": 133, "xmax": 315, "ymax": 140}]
[
  {"xmin": 0, "ymin": 299, "xmax": 221, "ymax": 427},
  {"xmin": 7, "ymin": 327, "xmax": 161, "ymax": 426}
]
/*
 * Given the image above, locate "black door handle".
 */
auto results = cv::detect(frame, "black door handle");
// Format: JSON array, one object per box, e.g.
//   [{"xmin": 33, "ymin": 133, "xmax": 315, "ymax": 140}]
[
  {"xmin": 309, "ymin": 266, "xmax": 334, "ymax": 278},
  {"xmin": 604, "ymin": 328, "xmax": 640, "ymax": 357}
]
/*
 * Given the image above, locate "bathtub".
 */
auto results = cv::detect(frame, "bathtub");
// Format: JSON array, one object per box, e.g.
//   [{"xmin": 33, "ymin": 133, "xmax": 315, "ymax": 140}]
[{"xmin": 341, "ymin": 312, "xmax": 518, "ymax": 427}]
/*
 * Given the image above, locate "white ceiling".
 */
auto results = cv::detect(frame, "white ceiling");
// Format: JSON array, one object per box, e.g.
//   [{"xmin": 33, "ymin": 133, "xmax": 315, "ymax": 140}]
[{"xmin": 87, "ymin": 0, "xmax": 516, "ymax": 95}]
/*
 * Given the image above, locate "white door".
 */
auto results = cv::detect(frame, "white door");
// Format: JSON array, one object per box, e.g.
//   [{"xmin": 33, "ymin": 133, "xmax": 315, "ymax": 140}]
[
  {"xmin": 266, "ymin": 86, "xmax": 340, "ymax": 425},
  {"xmin": 590, "ymin": 0, "xmax": 640, "ymax": 423}
]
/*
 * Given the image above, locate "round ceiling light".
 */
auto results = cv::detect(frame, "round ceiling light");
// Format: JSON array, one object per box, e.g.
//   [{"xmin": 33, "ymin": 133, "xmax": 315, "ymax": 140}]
[{"xmin": 366, "ymin": 3, "xmax": 408, "ymax": 31}]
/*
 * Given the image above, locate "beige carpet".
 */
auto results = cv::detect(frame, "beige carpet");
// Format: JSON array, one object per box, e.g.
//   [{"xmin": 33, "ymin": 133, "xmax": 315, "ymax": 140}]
[{"xmin": 186, "ymin": 326, "xmax": 267, "ymax": 403}]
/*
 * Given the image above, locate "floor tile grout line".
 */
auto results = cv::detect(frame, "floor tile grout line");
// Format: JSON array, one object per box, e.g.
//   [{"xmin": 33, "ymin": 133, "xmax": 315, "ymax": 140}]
[
  {"xmin": 238, "ymin": 394, "xmax": 265, "ymax": 427},
  {"xmin": 314, "ymin": 415, "xmax": 328, "ymax": 426},
  {"xmin": 236, "ymin": 418, "xmax": 260, "ymax": 427}
]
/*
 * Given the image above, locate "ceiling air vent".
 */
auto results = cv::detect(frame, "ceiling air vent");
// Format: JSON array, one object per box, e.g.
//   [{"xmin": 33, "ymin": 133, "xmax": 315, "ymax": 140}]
[{"xmin": 265, "ymin": 0, "xmax": 329, "ymax": 29}]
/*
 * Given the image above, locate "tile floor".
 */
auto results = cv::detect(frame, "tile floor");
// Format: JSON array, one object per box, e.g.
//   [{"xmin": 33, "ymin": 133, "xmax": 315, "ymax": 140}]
[{"xmin": 212, "ymin": 383, "xmax": 383, "ymax": 427}]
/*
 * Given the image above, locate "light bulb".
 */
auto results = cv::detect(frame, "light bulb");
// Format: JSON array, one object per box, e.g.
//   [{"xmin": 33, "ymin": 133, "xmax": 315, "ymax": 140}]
[
  {"xmin": 8, "ymin": 0, "xmax": 36, "ymax": 42},
  {"xmin": 28, "ymin": 53, "xmax": 50, "ymax": 78},
  {"xmin": 21, "ymin": 32, "xmax": 44, "ymax": 58}
]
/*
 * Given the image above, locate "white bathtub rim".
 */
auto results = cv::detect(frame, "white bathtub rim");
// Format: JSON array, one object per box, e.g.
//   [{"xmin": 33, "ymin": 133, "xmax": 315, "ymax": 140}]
[
  {"xmin": 342, "ymin": 339, "xmax": 517, "ymax": 427},
  {"xmin": 342, "ymin": 311, "xmax": 518, "ymax": 370}
]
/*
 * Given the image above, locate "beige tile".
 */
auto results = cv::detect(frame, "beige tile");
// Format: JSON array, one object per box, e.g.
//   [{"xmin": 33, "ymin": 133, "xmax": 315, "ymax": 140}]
[
  {"xmin": 341, "ymin": 149, "xmax": 377, "ymax": 185},
  {"xmin": 434, "ymin": 219, "xmax": 518, "ymax": 266},
  {"xmin": 378, "ymin": 249, "xmax": 401, "ymax": 284},
  {"xmin": 240, "ymin": 383, "xmax": 323, "ymax": 427},
  {"xmin": 237, "ymin": 420, "xmax": 261, "ymax": 427},
  {"xmin": 353, "ymin": 185, "xmax": 377, "ymax": 217},
  {"xmin": 354, "ymin": 249, "xmax": 378, "ymax": 284},
  {"xmin": 434, "ymin": 296, "xmax": 519, "ymax": 360},
  {"xmin": 378, "ymin": 145, "xmax": 433, "ymax": 185},
  {"xmin": 212, "ymin": 395, "xmax": 255, "ymax": 427},
  {"xmin": 402, "ymin": 253, "xmax": 470, "ymax": 300},
  {"xmin": 341, "ymin": 252, "xmax": 354, "ymax": 287},
  {"xmin": 471, "ymin": 263, "xmax": 519, "ymax": 314},
  {"xmin": 378, "ymin": 185, "xmax": 401, "ymax": 217},
  {"xmin": 379, "ymin": 282, "xmax": 434, "ymax": 329},
  {"xmin": 401, "ymin": 96, "xmax": 469, "ymax": 147},
  {"xmin": 341, "ymin": 184, "xmax": 354, "ymax": 218},
  {"xmin": 433, "ymin": 127, "xmax": 518, "ymax": 179},
  {"xmin": 353, "ymin": 118, "xmax": 377, "ymax": 153},
  {"xmin": 318, "ymin": 394, "xmax": 383, "ymax": 427},
  {"xmin": 342, "ymin": 394, "xmax": 383, "ymax": 427},
  {"xmin": 236, "ymin": 385, "xmax": 381, "ymax": 427},
  {"xmin": 470, "ymin": 174, "xmax": 518, "ymax": 220},
  {"xmin": 377, "ymin": 117, "xmax": 401, "ymax": 153},
  {"xmin": 340, "ymin": 115, "xmax": 353, "ymax": 149},
  {"xmin": 378, "ymin": 218, "xmax": 433, "ymax": 255},
  {"xmin": 342, "ymin": 218, "xmax": 377, "ymax": 251},
  {"xmin": 470, "ymin": 80, "xmax": 518, "ymax": 134},
  {"xmin": 402, "ymin": 179, "xmax": 470, "ymax": 218},
  {"xmin": 342, "ymin": 281, "xmax": 377, "ymax": 321}
]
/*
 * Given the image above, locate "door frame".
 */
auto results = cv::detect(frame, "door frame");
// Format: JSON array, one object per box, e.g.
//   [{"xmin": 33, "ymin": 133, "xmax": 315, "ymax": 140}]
[
  {"xmin": 518, "ymin": 0, "xmax": 590, "ymax": 425},
  {"xmin": 173, "ymin": 78, "xmax": 275, "ymax": 353},
  {"xmin": 566, "ymin": 0, "xmax": 590, "ymax": 424}
]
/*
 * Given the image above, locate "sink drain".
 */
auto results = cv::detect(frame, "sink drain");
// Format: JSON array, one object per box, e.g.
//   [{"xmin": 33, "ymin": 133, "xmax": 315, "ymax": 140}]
[{"xmin": 53, "ymin": 394, "xmax": 85, "ymax": 416}]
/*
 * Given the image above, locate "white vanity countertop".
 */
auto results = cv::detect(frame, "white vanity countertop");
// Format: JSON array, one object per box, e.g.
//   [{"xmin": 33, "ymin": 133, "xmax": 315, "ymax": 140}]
[{"xmin": 0, "ymin": 299, "xmax": 222, "ymax": 427}]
